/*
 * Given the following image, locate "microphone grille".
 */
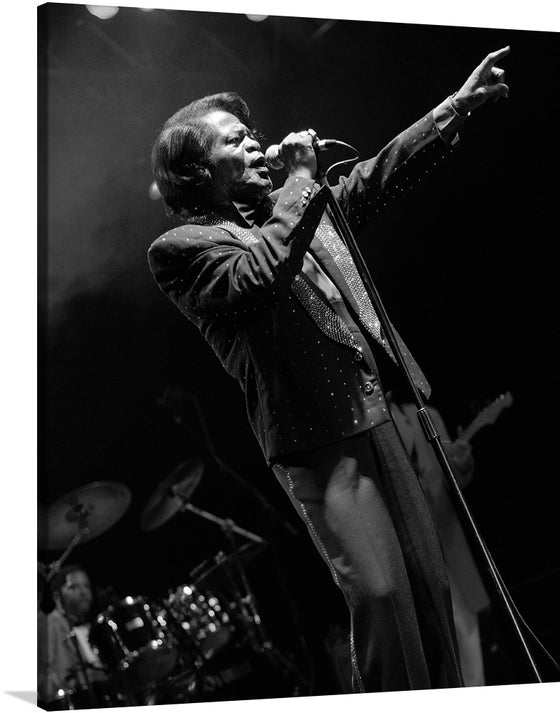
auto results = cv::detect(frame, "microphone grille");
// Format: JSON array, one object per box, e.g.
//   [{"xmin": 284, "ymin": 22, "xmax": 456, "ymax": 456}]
[{"xmin": 265, "ymin": 145, "xmax": 284, "ymax": 170}]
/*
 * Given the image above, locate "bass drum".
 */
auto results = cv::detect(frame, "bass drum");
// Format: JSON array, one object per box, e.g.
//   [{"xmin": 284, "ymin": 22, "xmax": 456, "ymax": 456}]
[
  {"xmin": 165, "ymin": 584, "xmax": 234, "ymax": 661},
  {"xmin": 89, "ymin": 595, "xmax": 178, "ymax": 685}
]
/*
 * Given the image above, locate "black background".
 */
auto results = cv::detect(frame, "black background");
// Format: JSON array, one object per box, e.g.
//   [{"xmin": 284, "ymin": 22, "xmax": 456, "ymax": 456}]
[{"xmin": 38, "ymin": 3, "xmax": 559, "ymax": 697}]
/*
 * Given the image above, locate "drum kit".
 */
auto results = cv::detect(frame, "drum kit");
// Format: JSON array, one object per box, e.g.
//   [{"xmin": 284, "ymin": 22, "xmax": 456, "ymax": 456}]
[{"xmin": 39, "ymin": 458, "xmax": 305, "ymax": 709}]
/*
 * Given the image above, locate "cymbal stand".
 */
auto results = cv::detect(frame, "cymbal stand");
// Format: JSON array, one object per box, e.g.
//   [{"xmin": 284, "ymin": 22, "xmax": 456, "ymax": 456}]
[
  {"xmin": 219, "ymin": 519, "xmax": 267, "ymax": 650},
  {"xmin": 163, "ymin": 390, "xmax": 298, "ymax": 537},
  {"xmin": 172, "ymin": 494, "xmax": 266, "ymax": 647},
  {"xmin": 173, "ymin": 497, "xmax": 267, "ymax": 546},
  {"xmin": 220, "ymin": 519, "xmax": 308, "ymax": 690},
  {"xmin": 45, "ymin": 507, "xmax": 91, "ymax": 580},
  {"xmin": 174, "ymin": 494, "xmax": 307, "ymax": 690}
]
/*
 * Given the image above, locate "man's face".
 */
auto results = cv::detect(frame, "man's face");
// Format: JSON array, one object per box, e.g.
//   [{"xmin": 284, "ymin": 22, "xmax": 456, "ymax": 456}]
[
  {"xmin": 203, "ymin": 110, "xmax": 272, "ymax": 205},
  {"xmin": 58, "ymin": 570, "xmax": 93, "ymax": 620}
]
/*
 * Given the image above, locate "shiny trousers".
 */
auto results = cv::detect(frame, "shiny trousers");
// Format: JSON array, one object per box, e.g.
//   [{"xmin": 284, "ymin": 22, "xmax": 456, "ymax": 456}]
[{"xmin": 273, "ymin": 422, "xmax": 464, "ymax": 692}]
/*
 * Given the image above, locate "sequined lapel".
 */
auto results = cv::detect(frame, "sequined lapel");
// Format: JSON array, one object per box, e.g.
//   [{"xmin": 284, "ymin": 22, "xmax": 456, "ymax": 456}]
[
  {"xmin": 306, "ymin": 217, "xmax": 431, "ymax": 398},
  {"xmin": 313, "ymin": 218, "xmax": 386, "ymax": 345},
  {"xmin": 194, "ymin": 214, "xmax": 365, "ymax": 357},
  {"xmin": 195, "ymin": 213, "xmax": 261, "ymax": 245},
  {"xmin": 290, "ymin": 274, "xmax": 367, "ymax": 359},
  {"xmin": 308, "ymin": 232, "xmax": 361, "ymax": 317},
  {"xmin": 192, "ymin": 214, "xmax": 430, "ymax": 397},
  {"xmin": 307, "ymin": 218, "xmax": 401, "ymax": 370}
]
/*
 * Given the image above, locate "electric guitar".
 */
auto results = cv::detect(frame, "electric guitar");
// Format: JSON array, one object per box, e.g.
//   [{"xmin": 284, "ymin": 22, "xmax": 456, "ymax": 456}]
[{"xmin": 460, "ymin": 391, "xmax": 513, "ymax": 443}]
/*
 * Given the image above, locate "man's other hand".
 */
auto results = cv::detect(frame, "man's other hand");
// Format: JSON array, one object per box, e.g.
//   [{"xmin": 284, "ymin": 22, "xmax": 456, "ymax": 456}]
[{"xmin": 453, "ymin": 46, "xmax": 510, "ymax": 115}]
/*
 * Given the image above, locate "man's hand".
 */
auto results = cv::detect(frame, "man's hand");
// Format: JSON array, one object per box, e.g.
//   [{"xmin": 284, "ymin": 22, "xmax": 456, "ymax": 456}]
[
  {"xmin": 278, "ymin": 129, "xmax": 318, "ymax": 180},
  {"xmin": 444, "ymin": 436, "xmax": 474, "ymax": 488},
  {"xmin": 453, "ymin": 46, "xmax": 510, "ymax": 115}
]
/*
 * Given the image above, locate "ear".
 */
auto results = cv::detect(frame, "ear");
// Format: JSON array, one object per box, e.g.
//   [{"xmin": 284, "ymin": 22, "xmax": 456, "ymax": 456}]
[{"xmin": 178, "ymin": 164, "xmax": 211, "ymax": 188}]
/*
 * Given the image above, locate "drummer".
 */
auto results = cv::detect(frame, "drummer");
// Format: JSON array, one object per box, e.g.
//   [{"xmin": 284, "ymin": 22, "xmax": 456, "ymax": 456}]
[{"xmin": 38, "ymin": 564, "xmax": 108, "ymax": 707}]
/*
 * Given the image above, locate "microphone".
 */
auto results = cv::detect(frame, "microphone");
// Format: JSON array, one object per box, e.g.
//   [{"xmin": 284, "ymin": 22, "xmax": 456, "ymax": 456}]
[{"xmin": 265, "ymin": 139, "xmax": 337, "ymax": 170}]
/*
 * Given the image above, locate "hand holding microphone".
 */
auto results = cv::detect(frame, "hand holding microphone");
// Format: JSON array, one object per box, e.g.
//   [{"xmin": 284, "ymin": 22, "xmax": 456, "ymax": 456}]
[{"xmin": 265, "ymin": 128, "xmax": 335, "ymax": 178}]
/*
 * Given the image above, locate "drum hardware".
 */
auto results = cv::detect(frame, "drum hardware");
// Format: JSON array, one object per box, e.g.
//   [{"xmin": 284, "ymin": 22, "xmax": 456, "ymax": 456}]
[
  {"xmin": 164, "ymin": 583, "xmax": 234, "ymax": 662},
  {"xmin": 138, "ymin": 434, "xmax": 309, "ymax": 699},
  {"xmin": 141, "ymin": 464, "xmax": 269, "ymax": 646},
  {"xmin": 43, "ymin": 680, "xmax": 129, "ymax": 710},
  {"xmin": 172, "ymin": 498, "xmax": 309, "ymax": 691},
  {"xmin": 45, "ymin": 610, "xmax": 120, "ymax": 711},
  {"xmin": 139, "ymin": 455, "xmax": 309, "ymax": 698},
  {"xmin": 139, "ymin": 457, "xmax": 204, "ymax": 532},
  {"xmin": 89, "ymin": 595, "xmax": 179, "ymax": 686},
  {"xmin": 39, "ymin": 481, "xmax": 132, "ymax": 579},
  {"xmin": 190, "ymin": 542, "xmax": 266, "ymax": 591},
  {"xmin": 157, "ymin": 385, "xmax": 298, "ymax": 537}
]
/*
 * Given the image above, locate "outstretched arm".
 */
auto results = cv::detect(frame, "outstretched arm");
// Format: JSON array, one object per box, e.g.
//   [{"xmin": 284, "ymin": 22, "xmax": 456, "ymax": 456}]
[{"xmin": 336, "ymin": 47, "xmax": 511, "ymax": 230}]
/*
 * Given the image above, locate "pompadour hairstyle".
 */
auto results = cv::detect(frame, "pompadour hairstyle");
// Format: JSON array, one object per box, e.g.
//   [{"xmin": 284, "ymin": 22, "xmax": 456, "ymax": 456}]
[{"xmin": 151, "ymin": 92, "xmax": 253, "ymax": 220}]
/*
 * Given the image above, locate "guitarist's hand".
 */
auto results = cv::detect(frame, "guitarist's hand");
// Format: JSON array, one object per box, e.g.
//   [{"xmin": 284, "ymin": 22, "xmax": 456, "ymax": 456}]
[{"xmin": 443, "ymin": 437, "xmax": 474, "ymax": 488}]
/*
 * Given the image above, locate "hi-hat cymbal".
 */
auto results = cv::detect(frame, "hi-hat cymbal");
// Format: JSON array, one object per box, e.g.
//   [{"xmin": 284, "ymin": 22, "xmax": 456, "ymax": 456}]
[
  {"xmin": 140, "ymin": 457, "xmax": 204, "ymax": 532},
  {"xmin": 41, "ymin": 481, "xmax": 131, "ymax": 551},
  {"xmin": 190, "ymin": 541, "xmax": 267, "ymax": 589}
]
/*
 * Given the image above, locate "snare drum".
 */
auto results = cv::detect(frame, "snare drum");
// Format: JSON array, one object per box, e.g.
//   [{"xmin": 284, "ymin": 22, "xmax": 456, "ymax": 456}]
[
  {"xmin": 89, "ymin": 595, "xmax": 178, "ymax": 684},
  {"xmin": 165, "ymin": 584, "xmax": 233, "ymax": 660}
]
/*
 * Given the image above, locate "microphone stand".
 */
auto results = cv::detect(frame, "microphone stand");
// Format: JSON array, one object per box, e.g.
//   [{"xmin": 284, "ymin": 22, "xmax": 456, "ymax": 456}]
[{"xmin": 315, "ymin": 158, "xmax": 544, "ymax": 683}]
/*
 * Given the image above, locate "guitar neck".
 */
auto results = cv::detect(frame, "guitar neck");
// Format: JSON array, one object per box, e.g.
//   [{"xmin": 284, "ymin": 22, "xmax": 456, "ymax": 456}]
[
  {"xmin": 461, "ymin": 422, "xmax": 482, "ymax": 443},
  {"xmin": 459, "ymin": 392, "xmax": 512, "ymax": 443}
]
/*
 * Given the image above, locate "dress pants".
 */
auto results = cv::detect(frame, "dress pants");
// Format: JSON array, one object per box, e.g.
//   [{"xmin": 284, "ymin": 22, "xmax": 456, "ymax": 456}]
[
  {"xmin": 272, "ymin": 422, "xmax": 464, "ymax": 692},
  {"xmin": 448, "ymin": 574, "xmax": 486, "ymax": 686}
]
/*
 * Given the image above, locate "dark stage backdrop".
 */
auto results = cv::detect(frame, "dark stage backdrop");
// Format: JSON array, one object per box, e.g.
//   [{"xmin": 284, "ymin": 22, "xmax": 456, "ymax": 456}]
[{"xmin": 38, "ymin": 3, "xmax": 559, "ymax": 697}]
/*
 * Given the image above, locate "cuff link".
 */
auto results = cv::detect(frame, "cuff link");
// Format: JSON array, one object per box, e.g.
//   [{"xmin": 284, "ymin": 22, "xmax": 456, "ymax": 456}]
[{"xmin": 301, "ymin": 186, "xmax": 313, "ymax": 206}]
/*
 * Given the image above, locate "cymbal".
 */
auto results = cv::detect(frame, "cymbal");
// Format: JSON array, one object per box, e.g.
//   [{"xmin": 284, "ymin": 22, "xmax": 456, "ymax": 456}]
[
  {"xmin": 190, "ymin": 541, "xmax": 266, "ymax": 589},
  {"xmin": 140, "ymin": 457, "xmax": 204, "ymax": 532},
  {"xmin": 42, "ymin": 481, "xmax": 131, "ymax": 551}
]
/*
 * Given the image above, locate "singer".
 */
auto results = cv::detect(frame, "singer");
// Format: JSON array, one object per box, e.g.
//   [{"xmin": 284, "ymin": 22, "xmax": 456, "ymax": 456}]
[{"xmin": 148, "ymin": 47, "xmax": 509, "ymax": 693}]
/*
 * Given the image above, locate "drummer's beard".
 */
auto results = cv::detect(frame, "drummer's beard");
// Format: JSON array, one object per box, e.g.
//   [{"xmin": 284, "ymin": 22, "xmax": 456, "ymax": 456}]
[{"xmin": 64, "ymin": 599, "xmax": 92, "ymax": 625}]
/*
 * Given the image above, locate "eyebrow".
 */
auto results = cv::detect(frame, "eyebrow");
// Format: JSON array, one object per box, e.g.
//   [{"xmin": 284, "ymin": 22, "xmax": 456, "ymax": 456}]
[{"xmin": 228, "ymin": 124, "xmax": 249, "ymax": 135}]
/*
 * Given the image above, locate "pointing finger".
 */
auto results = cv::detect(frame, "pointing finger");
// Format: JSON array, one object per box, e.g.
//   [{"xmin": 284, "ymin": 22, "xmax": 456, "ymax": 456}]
[{"xmin": 480, "ymin": 45, "xmax": 511, "ymax": 72}]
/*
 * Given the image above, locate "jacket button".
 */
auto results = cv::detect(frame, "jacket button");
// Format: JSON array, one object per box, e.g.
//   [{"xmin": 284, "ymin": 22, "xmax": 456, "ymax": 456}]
[
  {"xmin": 363, "ymin": 381, "xmax": 374, "ymax": 395},
  {"xmin": 353, "ymin": 351, "xmax": 363, "ymax": 362}
]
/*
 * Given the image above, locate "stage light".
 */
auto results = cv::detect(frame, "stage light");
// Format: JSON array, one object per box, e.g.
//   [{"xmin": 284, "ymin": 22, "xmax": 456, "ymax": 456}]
[
  {"xmin": 245, "ymin": 14, "xmax": 268, "ymax": 22},
  {"xmin": 86, "ymin": 6, "xmax": 120, "ymax": 20}
]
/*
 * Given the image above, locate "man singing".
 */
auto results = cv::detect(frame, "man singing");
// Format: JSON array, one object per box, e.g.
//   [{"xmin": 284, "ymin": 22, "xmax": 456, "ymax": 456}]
[{"xmin": 148, "ymin": 47, "xmax": 509, "ymax": 693}]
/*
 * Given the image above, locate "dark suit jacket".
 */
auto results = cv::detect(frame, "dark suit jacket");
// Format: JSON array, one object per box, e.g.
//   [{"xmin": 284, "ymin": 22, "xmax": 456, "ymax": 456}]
[{"xmin": 148, "ymin": 110, "xmax": 456, "ymax": 463}]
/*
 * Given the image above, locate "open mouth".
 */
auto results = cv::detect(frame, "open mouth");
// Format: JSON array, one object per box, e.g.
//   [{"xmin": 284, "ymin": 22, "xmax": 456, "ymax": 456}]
[{"xmin": 251, "ymin": 156, "xmax": 268, "ymax": 170}]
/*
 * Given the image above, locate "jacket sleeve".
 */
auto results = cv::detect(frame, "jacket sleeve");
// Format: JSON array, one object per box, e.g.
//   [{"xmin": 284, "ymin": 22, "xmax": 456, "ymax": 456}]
[
  {"xmin": 331, "ymin": 109, "xmax": 458, "ymax": 233},
  {"xmin": 148, "ymin": 175, "xmax": 330, "ymax": 320}
]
